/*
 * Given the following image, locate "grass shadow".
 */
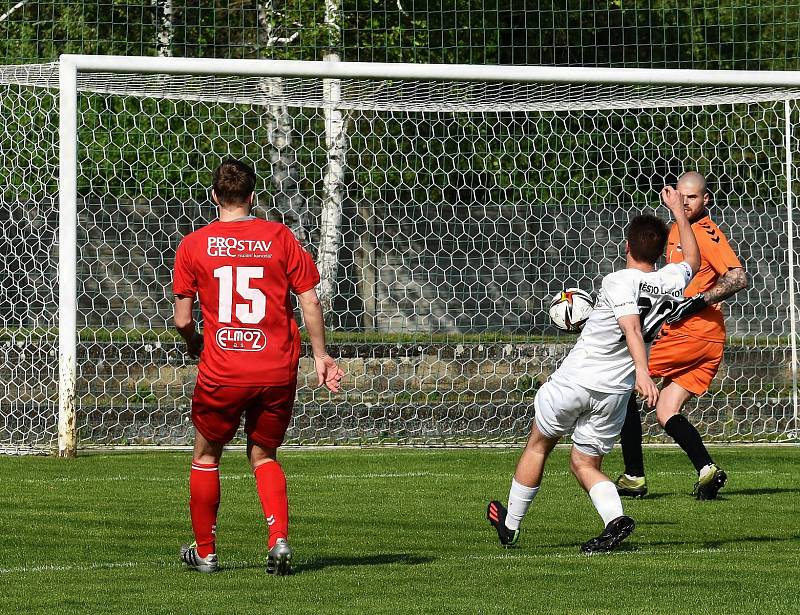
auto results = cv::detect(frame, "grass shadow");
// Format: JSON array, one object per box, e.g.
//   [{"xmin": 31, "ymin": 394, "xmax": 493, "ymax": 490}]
[
  {"xmin": 633, "ymin": 519, "xmax": 680, "ymax": 526},
  {"xmin": 295, "ymin": 553, "xmax": 435, "ymax": 574},
  {"xmin": 630, "ymin": 487, "xmax": 800, "ymax": 501},
  {"xmin": 699, "ymin": 534, "xmax": 800, "ymax": 549},
  {"xmin": 723, "ymin": 487, "xmax": 800, "ymax": 496},
  {"xmin": 651, "ymin": 533, "xmax": 800, "ymax": 549},
  {"xmin": 215, "ymin": 553, "xmax": 435, "ymax": 574}
]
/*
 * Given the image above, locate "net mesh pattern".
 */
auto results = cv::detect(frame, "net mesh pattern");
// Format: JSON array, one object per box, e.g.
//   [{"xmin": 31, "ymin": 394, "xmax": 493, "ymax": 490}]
[
  {"xmin": 0, "ymin": 64, "xmax": 797, "ymax": 451},
  {"xmin": 3, "ymin": 63, "xmax": 800, "ymax": 112}
]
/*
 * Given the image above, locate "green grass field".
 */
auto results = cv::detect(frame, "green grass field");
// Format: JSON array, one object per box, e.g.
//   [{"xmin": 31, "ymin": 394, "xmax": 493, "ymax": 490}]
[{"xmin": 2, "ymin": 447, "xmax": 798, "ymax": 615}]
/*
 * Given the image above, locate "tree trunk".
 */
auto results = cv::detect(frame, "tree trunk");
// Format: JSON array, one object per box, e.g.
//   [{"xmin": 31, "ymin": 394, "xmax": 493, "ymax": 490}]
[
  {"xmin": 154, "ymin": 0, "xmax": 173, "ymax": 57},
  {"xmin": 257, "ymin": 1, "xmax": 307, "ymax": 242},
  {"xmin": 316, "ymin": 0, "xmax": 346, "ymax": 315},
  {"xmin": 262, "ymin": 79, "xmax": 308, "ymax": 243},
  {"xmin": 317, "ymin": 53, "xmax": 347, "ymax": 314}
]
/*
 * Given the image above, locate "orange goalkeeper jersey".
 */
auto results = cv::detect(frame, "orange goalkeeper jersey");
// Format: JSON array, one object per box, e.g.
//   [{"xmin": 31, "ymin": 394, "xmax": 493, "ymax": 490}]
[{"xmin": 660, "ymin": 215, "xmax": 742, "ymax": 343}]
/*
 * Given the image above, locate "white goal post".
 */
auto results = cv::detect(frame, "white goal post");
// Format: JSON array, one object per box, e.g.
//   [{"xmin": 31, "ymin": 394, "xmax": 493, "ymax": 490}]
[{"xmin": 5, "ymin": 54, "xmax": 800, "ymax": 455}]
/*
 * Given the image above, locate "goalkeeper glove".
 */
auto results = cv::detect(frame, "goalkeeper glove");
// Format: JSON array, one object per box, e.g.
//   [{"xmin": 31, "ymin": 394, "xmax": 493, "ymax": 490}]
[{"xmin": 666, "ymin": 294, "xmax": 708, "ymax": 324}]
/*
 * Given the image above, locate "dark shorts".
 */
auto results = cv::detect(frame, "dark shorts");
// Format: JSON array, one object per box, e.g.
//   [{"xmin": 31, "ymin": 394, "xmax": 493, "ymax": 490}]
[{"xmin": 191, "ymin": 373, "xmax": 297, "ymax": 448}]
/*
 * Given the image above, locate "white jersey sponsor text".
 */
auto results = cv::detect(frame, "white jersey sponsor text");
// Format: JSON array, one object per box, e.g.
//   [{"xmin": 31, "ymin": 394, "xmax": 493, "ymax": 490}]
[{"xmin": 552, "ymin": 262, "xmax": 693, "ymax": 393}]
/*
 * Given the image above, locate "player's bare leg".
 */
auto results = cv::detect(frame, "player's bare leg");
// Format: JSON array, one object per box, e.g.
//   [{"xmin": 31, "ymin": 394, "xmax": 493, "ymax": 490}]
[
  {"xmin": 569, "ymin": 447, "xmax": 609, "ymax": 493},
  {"xmin": 513, "ymin": 424, "xmax": 560, "ymax": 488},
  {"xmin": 654, "ymin": 379, "xmax": 694, "ymax": 426},
  {"xmin": 487, "ymin": 424, "xmax": 557, "ymax": 546},
  {"xmin": 193, "ymin": 428, "xmax": 225, "ymax": 464},
  {"xmin": 656, "ymin": 380, "xmax": 726, "ymax": 499},
  {"xmin": 181, "ymin": 429, "xmax": 224, "ymax": 573},
  {"xmin": 249, "ymin": 439, "xmax": 293, "ymax": 575},
  {"xmin": 570, "ymin": 447, "xmax": 635, "ymax": 553}
]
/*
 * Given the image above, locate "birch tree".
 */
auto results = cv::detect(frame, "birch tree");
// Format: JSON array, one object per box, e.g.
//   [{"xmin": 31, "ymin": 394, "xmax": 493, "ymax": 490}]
[
  {"xmin": 153, "ymin": 0, "xmax": 173, "ymax": 57},
  {"xmin": 256, "ymin": 0, "xmax": 307, "ymax": 243},
  {"xmin": 316, "ymin": 0, "xmax": 348, "ymax": 314}
]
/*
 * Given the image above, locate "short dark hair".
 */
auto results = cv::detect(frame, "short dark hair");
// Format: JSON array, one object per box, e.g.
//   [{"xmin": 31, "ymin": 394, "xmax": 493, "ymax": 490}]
[
  {"xmin": 627, "ymin": 214, "xmax": 669, "ymax": 264},
  {"xmin": 212, "ymin": 159, "xmax": 256, "ymax": 205}
]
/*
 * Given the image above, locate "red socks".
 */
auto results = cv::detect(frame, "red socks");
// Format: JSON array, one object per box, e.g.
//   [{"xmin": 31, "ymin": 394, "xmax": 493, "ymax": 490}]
[
  {"xmin": 189, "ymin": 461, "xmax": 220, "ymax": 558},
  {"xmin": 254, "ymin": 461, "xmax": 289, "ymax": 549},
  {"xmin": 189, "ymin": 459, "xmax": 288, "ymax": 555}
]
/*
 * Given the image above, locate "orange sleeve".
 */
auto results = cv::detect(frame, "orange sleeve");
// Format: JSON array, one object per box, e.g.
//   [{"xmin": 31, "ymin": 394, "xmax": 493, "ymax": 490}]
[{"xmin": 697, "ymin": 225, "xmax": 742, "ymax": 275}]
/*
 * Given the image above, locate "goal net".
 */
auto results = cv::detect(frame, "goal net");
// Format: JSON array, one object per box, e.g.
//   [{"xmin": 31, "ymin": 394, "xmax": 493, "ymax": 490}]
[{"xmin": 0, "ymin": 58, "xmax": 798, "ymax": 453}]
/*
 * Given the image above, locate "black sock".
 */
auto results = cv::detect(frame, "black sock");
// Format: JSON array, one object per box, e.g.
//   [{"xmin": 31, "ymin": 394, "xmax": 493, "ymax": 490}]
[
  {"xmin": 663, "ymin": 414, "xmax": 713, "ymax": 473},
  {"xmin": 620, "ymin": 395, "xmax": 645, "ymax": 477}
]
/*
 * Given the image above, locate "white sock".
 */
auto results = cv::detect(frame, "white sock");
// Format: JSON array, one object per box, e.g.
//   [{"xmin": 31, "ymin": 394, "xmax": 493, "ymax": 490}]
[
  {"xmin": 588, "ymin": 480, "xmax": 624, "ymax": 527},
  {"xmin": 505, "ymin": 478, "xmax": 539, "ymax": 531}
]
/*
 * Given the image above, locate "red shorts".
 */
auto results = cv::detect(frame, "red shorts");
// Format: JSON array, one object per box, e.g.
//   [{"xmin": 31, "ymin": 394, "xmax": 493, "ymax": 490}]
[
  {"xmin": 648, "ymin": 330, "xmax": 724, "ymax": 396},
  {"xmin": 191, "ymin": 372, "xmax": 297, "ymax": 448}
]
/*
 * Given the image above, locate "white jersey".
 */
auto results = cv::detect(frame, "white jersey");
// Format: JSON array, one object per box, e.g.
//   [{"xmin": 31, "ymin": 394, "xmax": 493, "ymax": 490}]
[{"xmin": 552, "ymin": 262, "xmax": 694, "ymax": 393}]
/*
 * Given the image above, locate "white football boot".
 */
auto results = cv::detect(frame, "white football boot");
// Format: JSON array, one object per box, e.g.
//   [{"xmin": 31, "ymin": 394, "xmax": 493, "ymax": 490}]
[{"xmin": 180, "ymin": 542, "xmax": 219, "ymax": 573}]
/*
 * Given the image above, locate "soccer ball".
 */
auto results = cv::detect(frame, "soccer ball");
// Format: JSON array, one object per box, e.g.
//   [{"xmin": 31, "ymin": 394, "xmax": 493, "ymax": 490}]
[{"xmin": 548, "ymin": 288, "xmax": 594, "ymax": 332}]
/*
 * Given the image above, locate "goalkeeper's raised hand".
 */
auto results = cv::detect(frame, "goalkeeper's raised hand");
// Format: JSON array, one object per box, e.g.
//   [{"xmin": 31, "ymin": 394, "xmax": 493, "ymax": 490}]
[{"xmin": 666, "ymin": 294, "xmax": 707, "ymax": 324}]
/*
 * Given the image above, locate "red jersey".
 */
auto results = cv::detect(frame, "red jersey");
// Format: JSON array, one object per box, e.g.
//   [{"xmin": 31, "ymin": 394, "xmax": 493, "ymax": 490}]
[
  {"xmin": 660, "ymin": 215, "xmax": 742, "ymax": 343},
  {"xmin": 173, "ymin": 218, "xmax": 320, "ymax": 387}
]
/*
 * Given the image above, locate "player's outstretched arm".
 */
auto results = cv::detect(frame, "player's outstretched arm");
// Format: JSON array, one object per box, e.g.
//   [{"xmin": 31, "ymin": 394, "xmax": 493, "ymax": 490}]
[
  {"xmin": 705, "ymin": 267, "xmax": 749, "ymax": 304},
  {"xmin": 666, "ymin": 267, "xmax": 749, "ymax": 324},
  {"xmin": 618, "ymin": 314, "xmax": 659, "ymax": 408},
  {"xmin": 297, "ymin": 288, "xmax": 344, "ymax": 393},
  {"xmin": 661, "ymin": 185, "xmax": 700, "ymax": 275},
  {"xmin": 174, "ymin": 295, "xmax": 203, "ymax": 359}
]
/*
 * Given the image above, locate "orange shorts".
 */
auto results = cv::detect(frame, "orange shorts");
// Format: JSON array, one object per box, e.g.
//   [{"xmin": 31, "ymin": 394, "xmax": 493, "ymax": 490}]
[{"xmin": 648, "ymin": 330, "xmax": 724, "ymax": 395}]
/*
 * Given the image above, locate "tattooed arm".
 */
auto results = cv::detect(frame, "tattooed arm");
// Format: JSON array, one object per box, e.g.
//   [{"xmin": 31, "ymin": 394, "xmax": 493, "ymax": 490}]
[
  {"xmin": 667, "ymin": 267, "xmax": 748, "ymax": 324},
  {"xmin": 705, "ymin": 267, "xmax": 749, "ymax": 304}
]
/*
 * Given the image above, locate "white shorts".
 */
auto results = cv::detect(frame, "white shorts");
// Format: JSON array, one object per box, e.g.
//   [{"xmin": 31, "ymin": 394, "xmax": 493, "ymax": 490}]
[{"xmin": 534, "ymin": 377, "xmax": 632, "ymax": 456}]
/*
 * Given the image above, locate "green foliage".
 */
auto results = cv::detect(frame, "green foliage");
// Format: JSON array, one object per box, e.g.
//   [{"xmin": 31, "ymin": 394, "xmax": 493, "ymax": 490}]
[
  {"xmin": 0, "ymin": 0, "xmax": 336, "ymax": 63},
  {"xmin": 1, "ymin": 447, "xmax": 799, "ymax": 614},
  {"xmin": 0, "ymin": 0, "xmax": 156, "ymax": 62},
  {"xmin": 0, "ymin": 1, "xmax": 798, "ymax": 68},
  {"xmin": 347, "ymin": 101, "xmax": 786, "ymax": 232},
  {"xmin": 0, "ymin": 2, "xmax": 796, "ymax": 205},
  {"xmin": 342, "ymin": 0, "xmax": 800, "ymax": 69}
]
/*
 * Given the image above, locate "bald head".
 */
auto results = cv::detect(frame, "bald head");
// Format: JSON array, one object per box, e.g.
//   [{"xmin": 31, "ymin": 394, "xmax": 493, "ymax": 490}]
[
  {"xmin": 675, "ymin": 171, "xmax": 710, "ymax": 222},
  {"xmin": 677, "ymin": 171, "xmax": 707, "ymax": 194}
]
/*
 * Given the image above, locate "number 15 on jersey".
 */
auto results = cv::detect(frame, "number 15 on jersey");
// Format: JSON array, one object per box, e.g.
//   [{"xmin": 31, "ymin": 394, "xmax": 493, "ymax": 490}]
[
  {"xmin": 213, "ymin": 265, "xmax": 268, "ymax": 351},
  {"xmin": 214, "ymin": 265, "xmax": 267, "ymax": 324}
]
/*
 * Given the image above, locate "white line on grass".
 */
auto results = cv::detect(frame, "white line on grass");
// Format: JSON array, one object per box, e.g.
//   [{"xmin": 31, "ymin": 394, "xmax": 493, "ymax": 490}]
[
  {"xmin": 0, "ymin": 561, "xmax": 151, "ymax": 574},
  {"xmin": 0, "ymin": 545, "xmax": 772, "ymax": 576},
  {"xmin": 316, "ymin": 471, "xmax": 456, "ymax": 479}
]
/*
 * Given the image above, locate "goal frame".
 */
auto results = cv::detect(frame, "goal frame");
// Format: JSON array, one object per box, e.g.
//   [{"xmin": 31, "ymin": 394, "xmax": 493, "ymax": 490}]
[{"xmin": 57, "ymin": 54, "xmax": 800, "ymax": 456}]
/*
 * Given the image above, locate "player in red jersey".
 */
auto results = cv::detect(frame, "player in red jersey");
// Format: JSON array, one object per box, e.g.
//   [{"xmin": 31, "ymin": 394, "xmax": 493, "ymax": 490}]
[
  {"xmin": 173, "ymin": 159, "xmax": 343, "ymax": 574},
  {"xmin": 615, "ymin": 172, "xmax": 748, "ymax": 500}
]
